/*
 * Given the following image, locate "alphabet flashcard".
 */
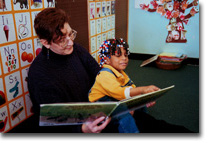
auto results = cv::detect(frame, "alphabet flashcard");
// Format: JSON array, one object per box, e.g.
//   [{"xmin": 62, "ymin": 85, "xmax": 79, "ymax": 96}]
[
  {"xmin": 0, "ymin": 0, "xmax": 12, "ymax": 12},
  {"xmin": 90, "ymin": 37, "xmax": 96, "ymax": 53},
  {"xmin": 0, "ymin": 44, "xmax": 19, "ymax": 74},
  {"xmin": 90, "ymin": 2, "xmax": 95, "ymax": 19},
  {"xmin": 15, "ymin": 12, "xmax": 31, "ymax": 40},
  {"xmin": 96, "ymin": 19, "xmax": 102, "ymax": 34},
  {"xmin": 21, "ymin": 67, "xmax": 29, "ymax": 93},
  {"xmin": 96, "ymin": 34, "xmax": 102, "ymax": 51},
  {"xmin": 0, "ymin": 106, "xmax": 10, "ymax": 132},
  {"xmin": 13, "ymin": 0, "xmax": 29, "ymax": 10},
  {"xmin": 107, "ymin": 16, "xmax": 111, "ymax": 31},
  {"xmin": 111, "ymin": 1, "xmax": 115, "ymax": 15},
  {"xmin": 107, "ymin": 31, "xmax": 111, "ymax": 39},
  {"xmin": 31, "ymin": 11, "xmax": 40, "ymax": 36},
  {"xmin": 111, "ymin": 15, "xmax": 115, "ymax": 29},
  {"xmin": 0, "ymin": 63, "xmax": 1, "ymax": 76},
  {"xmin": 34, "ymin": 38, "xmax": 42, "ymax": 57},
  {"xmin": 102, "ymin": 33, "xmax": 107, "ymax": 42},
  {"xmin": 102, "ymin": 17, "xmax": 106, "ymax": 32},
  {"xmin": 96, "ymin": 2, "xmax": 101, "ymax": 18},
  {"xmin": 111, "ymin": 29, "xmax": 115, "ymax": 39},
  {"xmin": 25, "ymin": 94, "xmax": 33, "ymax": 117},
  {"xmin": 106, "ymin": 1, "xmax": 111, "ymax": 16},
  {"xmin": 19, "ymin": 40, "xmax": 34, "ymax": 67},
  {"xmin": 44, "ymin": 0, "xmax": 55, "ymax": 8},
  {"xmin": 5, "ymin": 71, "xmax": 22, "ymax": 101},
  {"xmin": 0, "ymin": 14, "xmax": 16, "ymax": 44},
  {"xmin": 31, "ymin": 0, "xmax": 43, "ymax": 9},
  {"xmin": 9, "ymin": 97, "xmax": 26, "ymax": 127},
  {"xmin": 102, "ymin": 1, "xmax": 106, "ymax": 17},
  {"xmin": 90, "ymin": 20, "xmax": 96, "ymax": 36},
  {"xmin": 0, "ymin": 78, "xmax": 6, "ymax": 106}
]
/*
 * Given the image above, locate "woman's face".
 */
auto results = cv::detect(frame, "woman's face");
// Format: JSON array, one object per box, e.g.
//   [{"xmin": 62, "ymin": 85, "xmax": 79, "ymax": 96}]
[{"xmin": 50, "ymin": 23, "xmax": 75, "ymax": 55}]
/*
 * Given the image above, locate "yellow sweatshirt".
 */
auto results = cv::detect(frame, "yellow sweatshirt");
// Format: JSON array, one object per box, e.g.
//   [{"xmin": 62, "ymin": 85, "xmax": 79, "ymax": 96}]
[{"xmin": 89, "ymin": 64, "xmax": 136, "ymax": 102}]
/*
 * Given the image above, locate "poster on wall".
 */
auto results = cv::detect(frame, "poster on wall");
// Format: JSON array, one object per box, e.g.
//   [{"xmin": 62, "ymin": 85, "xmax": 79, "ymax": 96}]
[
  {"xmin": 135, "ymin": 0, "xmax": 199, "ymax": 43},
  {"xmin": 88, "ymin": 0, "xmax": 115, "ymax": 62},
  {"xmin": 0, "ymin": 0, "xmax": 55, "ymax": 133}
]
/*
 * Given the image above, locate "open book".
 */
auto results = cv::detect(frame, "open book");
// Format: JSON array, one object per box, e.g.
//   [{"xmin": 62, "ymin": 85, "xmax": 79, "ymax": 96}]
[{"xmin": 39, "ymin": 85, "xmax": 174, "ymax": 126}]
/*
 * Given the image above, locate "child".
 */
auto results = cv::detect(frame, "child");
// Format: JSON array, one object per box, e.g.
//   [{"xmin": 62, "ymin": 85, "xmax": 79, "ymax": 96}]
[{"xmin": 88, "ymin": 38, "xmax": 159, "ymax": 133}]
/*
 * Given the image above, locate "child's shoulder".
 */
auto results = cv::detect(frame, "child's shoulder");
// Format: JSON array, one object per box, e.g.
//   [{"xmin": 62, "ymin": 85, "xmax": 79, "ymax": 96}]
[{"xmin": 96, "ymin": 68, "xmax": 117, "ymax": 81}]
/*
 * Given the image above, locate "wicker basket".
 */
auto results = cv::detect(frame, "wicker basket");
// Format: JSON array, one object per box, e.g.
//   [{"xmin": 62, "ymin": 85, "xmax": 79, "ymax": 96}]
[{"xmin": 155, "ymin": 60, "xmax": 181, "ymax": 70}]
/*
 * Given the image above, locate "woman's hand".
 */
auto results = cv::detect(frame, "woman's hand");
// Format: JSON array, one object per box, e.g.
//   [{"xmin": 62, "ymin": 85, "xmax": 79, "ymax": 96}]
[{"xmin": 82, "ymin": 116, "xmax": 111, "ymax": 133}]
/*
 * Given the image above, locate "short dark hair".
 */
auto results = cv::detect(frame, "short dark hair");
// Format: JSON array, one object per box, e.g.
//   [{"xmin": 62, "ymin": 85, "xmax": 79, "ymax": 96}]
[
  {"xmin": 34, "ymin": 8, "xmax": 69, "ymax": 44},
  {"xmin": 98, "ymin": 38, "xmax": 130, "ymax": 67}
]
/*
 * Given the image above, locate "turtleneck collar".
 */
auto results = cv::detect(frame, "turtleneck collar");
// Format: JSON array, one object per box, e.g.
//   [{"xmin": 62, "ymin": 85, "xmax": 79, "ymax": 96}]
[{"xmin": 41, "ymin": 46, "xmax": 72, "ymax": 61}]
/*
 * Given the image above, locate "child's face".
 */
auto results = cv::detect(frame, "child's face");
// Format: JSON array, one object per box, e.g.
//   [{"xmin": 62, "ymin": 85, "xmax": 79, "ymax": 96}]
[{"xmin": 106, "ymin": 47, "xmax": 129, "ymax": 72}]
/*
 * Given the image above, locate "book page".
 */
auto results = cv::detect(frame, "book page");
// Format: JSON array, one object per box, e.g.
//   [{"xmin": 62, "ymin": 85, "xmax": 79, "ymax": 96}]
[
  {"xmin": 123, "ymin": 85, "xmax": 174, "ymax": 108},
  {"xmin": 111, "ymin": 85, "xmax": 175, "ymax": 117}
]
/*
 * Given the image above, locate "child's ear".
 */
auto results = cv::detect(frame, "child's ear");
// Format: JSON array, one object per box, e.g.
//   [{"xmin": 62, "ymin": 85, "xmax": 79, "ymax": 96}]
[
  {"xmin": 40, "ymin": 39, "xmax": 51, "ymax": 49},
  {"xmin": 105, "ymin": 57, "xmax": 111, "ymax": 64}
]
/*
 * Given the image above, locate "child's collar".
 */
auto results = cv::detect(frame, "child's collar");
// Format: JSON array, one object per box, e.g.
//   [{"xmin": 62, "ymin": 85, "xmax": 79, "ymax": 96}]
[{"xmin": 103, "ymin": 64, "xmax": 125, "ymax": 78}]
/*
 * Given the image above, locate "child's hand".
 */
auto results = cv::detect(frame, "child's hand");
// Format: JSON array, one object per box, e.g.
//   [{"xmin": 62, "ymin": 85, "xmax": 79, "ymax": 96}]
[
  {"xmin": 141, "ymin": 85, "xmax": 160, "ymax": 94},
  {"xmin": 130, "ymin": 85, "xmax": 160, "ymax": 97}
]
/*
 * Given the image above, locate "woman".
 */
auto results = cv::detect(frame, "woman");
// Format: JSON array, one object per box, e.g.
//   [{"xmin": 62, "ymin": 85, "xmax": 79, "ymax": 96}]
[{"xmin": 28, "ymin": 8, "xmax": 111, "ymax": 133}]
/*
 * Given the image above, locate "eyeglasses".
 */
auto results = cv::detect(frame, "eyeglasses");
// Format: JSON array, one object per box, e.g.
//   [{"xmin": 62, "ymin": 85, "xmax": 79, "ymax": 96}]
[{"xmin": 57, "ymin": 29, "xmax": 77, "ymax": 48}]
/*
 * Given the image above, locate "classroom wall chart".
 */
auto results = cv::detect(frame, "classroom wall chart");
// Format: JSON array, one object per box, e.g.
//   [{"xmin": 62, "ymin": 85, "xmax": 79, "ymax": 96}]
[
  {"xmin": 88, "ymin": 0, "xmax": 115, "ymax": 62},
  {"xmin": 0, "ymin": 0, "xmax": 55, "ymax": 133}
]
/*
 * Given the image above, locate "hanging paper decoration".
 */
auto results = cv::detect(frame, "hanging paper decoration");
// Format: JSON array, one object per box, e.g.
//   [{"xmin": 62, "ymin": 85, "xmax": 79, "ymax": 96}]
[{"xmin": 139, "ymin": 0, "xmax": 199, "ymax": 43}]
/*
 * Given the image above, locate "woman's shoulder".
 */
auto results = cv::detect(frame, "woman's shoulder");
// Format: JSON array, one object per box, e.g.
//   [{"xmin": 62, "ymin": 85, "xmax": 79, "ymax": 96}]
[{"xmin": 73, "ymin": 43, "xmax": 89, "ymax": 54}]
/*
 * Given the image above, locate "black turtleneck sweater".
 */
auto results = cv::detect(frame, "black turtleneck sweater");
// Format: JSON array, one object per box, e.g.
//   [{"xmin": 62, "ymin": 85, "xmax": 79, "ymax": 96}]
[{"xmin": 28, "ymin": 43, "xmax": 100, "ymax": 132}]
